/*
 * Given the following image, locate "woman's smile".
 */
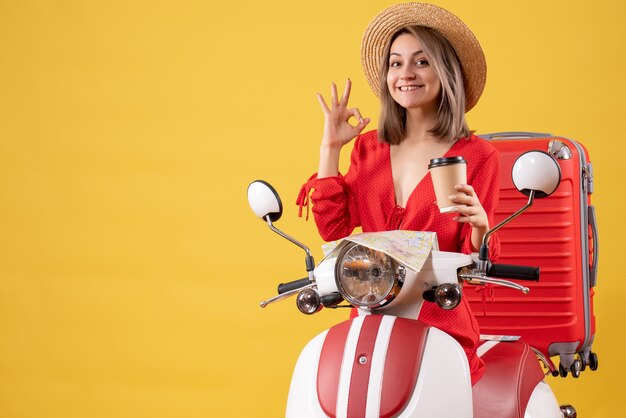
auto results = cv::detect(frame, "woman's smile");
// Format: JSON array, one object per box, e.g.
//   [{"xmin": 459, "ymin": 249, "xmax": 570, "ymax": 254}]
[{"xmin": 398, "ymin": 85, "xmax": 424, "ymax": 92}]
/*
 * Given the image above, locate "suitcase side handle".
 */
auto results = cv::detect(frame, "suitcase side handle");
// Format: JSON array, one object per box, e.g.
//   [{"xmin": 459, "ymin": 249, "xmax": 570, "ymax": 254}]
[
  {"xmin": 479, "ymin": 131, "xmax": 552, "ymax": 139},
  {"xmin": 589, "ymin": 205, "xmax": 599, "ymax": 287}
]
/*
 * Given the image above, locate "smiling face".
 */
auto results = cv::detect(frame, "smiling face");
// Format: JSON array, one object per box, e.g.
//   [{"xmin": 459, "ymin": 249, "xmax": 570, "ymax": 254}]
[
  {"xmin": 386, "ymin": 33, "xmax": 441, "ymax": 113},
  {"xmin": 377, "ymin": 26, "xmax": 470, "ymax": 145}
]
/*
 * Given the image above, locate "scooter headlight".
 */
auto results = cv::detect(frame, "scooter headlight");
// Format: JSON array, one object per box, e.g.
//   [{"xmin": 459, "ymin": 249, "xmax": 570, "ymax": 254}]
[{"xmin": 335, "ymin": 242, "xmax": 404, "ymax": 309}]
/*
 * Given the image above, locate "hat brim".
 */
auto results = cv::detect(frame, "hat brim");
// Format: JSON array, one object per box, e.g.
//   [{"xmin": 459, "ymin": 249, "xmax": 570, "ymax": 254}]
[{"xmin": 361, "ymin": 2, "xmax": 486, "ymax": 112}]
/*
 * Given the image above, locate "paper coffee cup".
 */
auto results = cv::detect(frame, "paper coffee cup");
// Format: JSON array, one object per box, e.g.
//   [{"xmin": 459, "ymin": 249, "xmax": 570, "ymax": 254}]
[{"xmin": 428, "ymin": 156, "xmax": 467, "ymax": 213}]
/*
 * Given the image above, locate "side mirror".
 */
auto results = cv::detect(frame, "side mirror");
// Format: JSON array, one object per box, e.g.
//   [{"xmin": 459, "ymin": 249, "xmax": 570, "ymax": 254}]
[
  {"xmin": 512, "ymin": 151, "xmax": 561, "ymax": 198},
  {"xmin": 247, "ymin": 180, "xmax": 316, "ymax": 296},
  {"xmin": 478, "ymin": 150, "xmax": 561, "ymax": 269},
  {"xmin": 247, "ymin": 180, "xmax": 283, "ymax": 222}
]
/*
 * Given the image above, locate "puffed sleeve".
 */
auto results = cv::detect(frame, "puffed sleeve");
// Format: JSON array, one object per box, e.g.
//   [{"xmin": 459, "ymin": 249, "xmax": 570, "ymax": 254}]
[
  {"xmin": 459, "ymin": 147, "xmax": 501, "ymax": 261},
  {"xmin": 295, "ymin": 136, "xmax": 364, "ymax": 241}
]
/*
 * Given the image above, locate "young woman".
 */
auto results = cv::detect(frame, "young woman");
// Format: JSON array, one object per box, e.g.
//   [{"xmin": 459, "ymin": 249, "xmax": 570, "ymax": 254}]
[{"xmin": 296, "ymin": 3, "xmax": 500, "ymax": 385}]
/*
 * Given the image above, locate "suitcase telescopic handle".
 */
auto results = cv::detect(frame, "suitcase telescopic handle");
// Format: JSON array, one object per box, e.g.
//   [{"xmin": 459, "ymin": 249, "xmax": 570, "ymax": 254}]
[
  {"xmin": 479, "ymin": 131, "xmax": 552, "ymax": 139},
  {"xmin": 487, "ymin": 263, "xmax": 540, "ymax": 281}
]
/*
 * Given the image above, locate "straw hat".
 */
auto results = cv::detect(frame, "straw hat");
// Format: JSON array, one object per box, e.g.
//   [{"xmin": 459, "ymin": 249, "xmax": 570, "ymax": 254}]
[{"xmin": 361, "ymin": 2, "xmax": 486, "ymax": 112}]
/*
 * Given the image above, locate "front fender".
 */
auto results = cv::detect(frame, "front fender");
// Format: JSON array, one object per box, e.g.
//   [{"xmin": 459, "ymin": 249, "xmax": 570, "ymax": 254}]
[{"xmin": 286, "ymin": 315, "xmax": 473, "ymax": 418}]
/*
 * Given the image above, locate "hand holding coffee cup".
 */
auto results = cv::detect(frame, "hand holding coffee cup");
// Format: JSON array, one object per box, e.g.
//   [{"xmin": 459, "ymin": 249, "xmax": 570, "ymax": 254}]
[{"xmin": 428, "ymin": 156, "xmax": 468, "ymax": 213}]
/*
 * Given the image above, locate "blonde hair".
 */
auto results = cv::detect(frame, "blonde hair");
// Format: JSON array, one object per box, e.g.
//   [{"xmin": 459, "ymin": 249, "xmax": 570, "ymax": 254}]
[{"xmin": 378, "ymin": 25, "xmax": 470, "ymax": 144}]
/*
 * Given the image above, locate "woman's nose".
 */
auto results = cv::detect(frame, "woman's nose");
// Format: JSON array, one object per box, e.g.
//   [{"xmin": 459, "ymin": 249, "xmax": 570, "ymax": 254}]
[{"xmin": 399, "ymin": 68, "xmax": 415, "ymax": 80}]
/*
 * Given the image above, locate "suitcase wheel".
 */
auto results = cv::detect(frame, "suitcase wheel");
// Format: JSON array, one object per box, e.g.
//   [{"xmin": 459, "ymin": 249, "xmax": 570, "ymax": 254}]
[
  {"xmin": 558, "ymin": 363, "xmax": 568, "ymax": 378},
  {"xmin": 589, "ymin": 352, "xmax": 599, "ymax": 371},
  {"xmin": 578, "ymin": 352, "xmax": 587, "ymax": 372},
  {"xmin": 571, "ymin": 359, "xmax": 582, "ymax": 378},
  {"xmin": 559, "ymin": 359, "xmax": 582, "ymax": 378}
]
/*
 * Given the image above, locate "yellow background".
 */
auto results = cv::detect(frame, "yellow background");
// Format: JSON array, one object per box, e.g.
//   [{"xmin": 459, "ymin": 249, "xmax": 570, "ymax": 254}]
[{"xmin": 0, "ymin": 0, "xmax": 624, "ymax": 416}]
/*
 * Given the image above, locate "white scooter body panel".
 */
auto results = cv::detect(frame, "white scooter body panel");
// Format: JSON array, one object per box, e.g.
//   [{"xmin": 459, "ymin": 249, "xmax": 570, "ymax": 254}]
[
  {"xmin": 400, "ymin": 326, "xmax": 472, "ymax": 418},
  {"xmin": 286, "ymin": 316, "xmax": 472, "ymax": 418},
  {"xmin": 286, "ymin": 330, "xmax": 328, "ymax": 417},
  {"xmin": 524, "ymin": 381, "xmax": 563, "ymax": 418}
]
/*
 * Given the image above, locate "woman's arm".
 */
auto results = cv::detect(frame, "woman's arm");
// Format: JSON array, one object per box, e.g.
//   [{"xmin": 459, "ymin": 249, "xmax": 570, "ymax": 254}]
[
  {"xmin": 296, "ymin": 80, "xmax": 370, "ymax": 241},
  {"xmin": 296, "ymin": 134, "xmax": 367, "ymax": 242}
]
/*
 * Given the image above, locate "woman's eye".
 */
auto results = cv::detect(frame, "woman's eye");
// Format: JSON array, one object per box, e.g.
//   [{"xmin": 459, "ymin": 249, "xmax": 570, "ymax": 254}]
[
  {"xmin": 415, "ymin": 59, "xmax": 429, "ymax": 66},
  {"xmin": 390, "ymin": 61, "xmax": 401, "ymax": 67}
]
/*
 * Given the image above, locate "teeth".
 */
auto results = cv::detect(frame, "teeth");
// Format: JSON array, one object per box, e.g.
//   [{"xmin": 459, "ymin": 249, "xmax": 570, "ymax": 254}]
[{"xmin": 399, "ymin": 86, "xmax": 421, "ymax": 91}]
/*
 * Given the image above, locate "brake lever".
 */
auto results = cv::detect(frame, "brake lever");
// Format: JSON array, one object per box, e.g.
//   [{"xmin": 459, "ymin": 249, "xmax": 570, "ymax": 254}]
[
  {"xmin": 260, "ymin": 283, "xmax": 316, "ymax": 308},
  {"xmin": 459, "ymin": 273, "xmax": 530, "ymax": 294}
]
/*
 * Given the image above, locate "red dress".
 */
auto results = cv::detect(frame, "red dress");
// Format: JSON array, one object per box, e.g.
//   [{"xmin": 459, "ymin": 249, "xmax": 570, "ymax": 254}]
[{"xmin": 296, "ymin": 130, "xmax": 501, "ymax": 385}]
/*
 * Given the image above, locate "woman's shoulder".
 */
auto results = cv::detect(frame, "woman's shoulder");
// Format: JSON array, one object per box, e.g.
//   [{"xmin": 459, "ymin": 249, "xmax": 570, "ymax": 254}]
[
  {"xmin": 456, "ymin": 133, "xmax": 499, "ymax": 160},
  {"xmin": 356, "ymin": 129, "xmax": 382, "ymax": 145},
  {"xmin": 353, "ymin": 129, "xmax": 387, "ymax": 153}
]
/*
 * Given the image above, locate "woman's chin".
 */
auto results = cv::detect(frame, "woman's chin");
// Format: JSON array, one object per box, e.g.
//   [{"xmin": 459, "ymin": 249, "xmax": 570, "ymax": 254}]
[{"xmin": 397, "ymin": 101, "xmax": 438, "ymax": 114}]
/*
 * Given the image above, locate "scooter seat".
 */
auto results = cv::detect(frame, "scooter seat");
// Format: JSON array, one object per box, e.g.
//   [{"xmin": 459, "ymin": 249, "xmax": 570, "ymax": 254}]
[{"xmin": 473, "ymin": 340, "xmax": 545, "ymax": 418}]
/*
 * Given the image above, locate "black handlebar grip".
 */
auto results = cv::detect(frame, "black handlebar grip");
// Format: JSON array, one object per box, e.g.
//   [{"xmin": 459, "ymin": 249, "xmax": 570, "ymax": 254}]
[
  {"xmin": 277, "ymin": 278, "xmax": 311, "ymax": 294},
  {"xmin": 488, "ymin": 263, "xmax": 540, "ymax": 281}
]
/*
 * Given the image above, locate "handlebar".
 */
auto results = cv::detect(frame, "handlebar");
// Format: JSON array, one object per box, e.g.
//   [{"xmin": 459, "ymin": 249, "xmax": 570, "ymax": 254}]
[
  {"xmin": 277, "ymin": 278, "xmax": 311, "ymax": 294},
  {"xmin": 487, "ymin": 263, "xmax": 540, "ymax": 281}
]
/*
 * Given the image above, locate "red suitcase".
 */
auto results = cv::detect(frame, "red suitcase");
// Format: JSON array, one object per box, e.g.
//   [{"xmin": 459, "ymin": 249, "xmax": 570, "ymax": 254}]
[{"xmin": 466, "ymin": 132, "xmax": 598, "ymax": 377}]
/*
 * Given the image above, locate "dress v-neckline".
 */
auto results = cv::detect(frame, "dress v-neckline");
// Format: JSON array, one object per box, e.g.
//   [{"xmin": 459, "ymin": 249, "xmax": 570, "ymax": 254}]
[{"xmin": 387, "ymin": 139, "xmax": 461, "ymax": 209}]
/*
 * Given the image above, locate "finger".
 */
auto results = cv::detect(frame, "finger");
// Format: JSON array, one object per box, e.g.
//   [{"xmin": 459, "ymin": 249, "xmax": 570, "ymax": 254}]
[
  {"xmin": 317, "ymin": 93, "xmax": 330, "ymax": 113},
  {"xmin": 453, "ymin": 205, "xmax": 478, "ymax": 216},
  {"xmin": 340, "ymin": 78, "xmax": 352, "ymax": 106},
  {"xmin": 453, "ymin": 214, "xmax": 475, "ymax": 224},
  {"xmin": 448, "ymin": 193, "xmax": 475, "ymax": 206},
  {"xmin": 347, "ymin": 108, "xmax": 365, "ymax": 124},
  {"xmin": 454, "ymin": 184, "xmax": 476, "ymax": 197},
  {"xmin": 352, "ymin": 117, "xmax": 371, "ymax": 135},
  {"xmin": 330, "ymin": 82, "xmax": 339, "ymax": 106}
]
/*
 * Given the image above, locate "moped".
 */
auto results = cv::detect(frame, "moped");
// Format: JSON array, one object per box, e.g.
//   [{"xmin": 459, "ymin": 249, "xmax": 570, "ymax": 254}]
[{"xmin": 248, "ymin": 151, "xmax": 577, "ymax": 418}]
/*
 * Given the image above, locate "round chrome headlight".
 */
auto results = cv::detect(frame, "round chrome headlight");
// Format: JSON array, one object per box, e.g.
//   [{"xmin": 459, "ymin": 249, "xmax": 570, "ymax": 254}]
[{"xmin": 335, "ymin": 242, "xmax": 404, "ymax": 309}]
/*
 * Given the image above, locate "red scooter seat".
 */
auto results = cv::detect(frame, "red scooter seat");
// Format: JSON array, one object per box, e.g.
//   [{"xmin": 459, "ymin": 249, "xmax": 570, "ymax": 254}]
[{"xmin": 473, "ymin": 340, "xmax": 546, "ymax": 418}]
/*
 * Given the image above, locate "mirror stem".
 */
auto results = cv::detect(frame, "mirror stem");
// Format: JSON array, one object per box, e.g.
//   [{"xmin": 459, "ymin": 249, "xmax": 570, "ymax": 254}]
[
  {"xmin": 265, "ymin": 216, "xmax": 316, "ymax": 277},
  {"xmin": 478, "ymin": 190, "xmax": 536, "ymax": 270}
]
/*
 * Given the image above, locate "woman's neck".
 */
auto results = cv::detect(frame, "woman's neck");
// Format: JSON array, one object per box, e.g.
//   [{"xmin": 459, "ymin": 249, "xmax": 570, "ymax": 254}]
[{"xmin": 403, "ymin": 106, "xmax": 440, "ymax": 144}]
